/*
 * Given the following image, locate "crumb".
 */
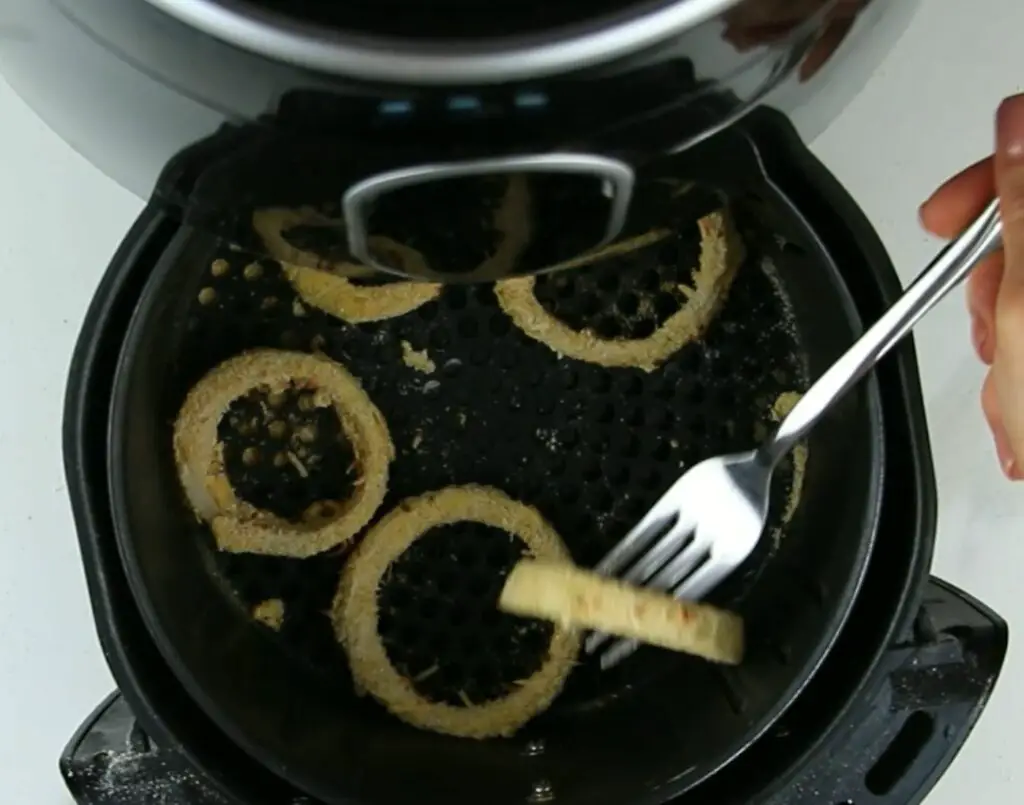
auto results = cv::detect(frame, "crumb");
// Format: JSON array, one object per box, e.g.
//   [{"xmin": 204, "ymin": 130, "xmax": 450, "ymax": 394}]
[
  {"xmin": 292, "ymin": 299, "xmax": 307, "ymax": 317},
  {"xmin": 458, "ymin": 412, "xmax": 467, "ymax": 427},
  {"xmin": 287, "ymin": 450, "xmax": 309, "ymax": 478},
  {"xmin": 535, "ymin": 428, "xmax": 559, "ymax": 451},
  {"xmin": 411, "ymin": 431, "xmax": 423, "ymax": 450},
  {"xmin": 295, "ymin": 424, "xmax": 317, "ymax": 444},
  {"xmin": 243, "ymin": 262, "xmax": 263, "ymax": 280},
  {"xmin": 252, "ymin": 598, "xmax": 285, "ymax": 630},
  {"xmin": 401, "ymin": 340, "xmax": 436, "ymax": 374}
]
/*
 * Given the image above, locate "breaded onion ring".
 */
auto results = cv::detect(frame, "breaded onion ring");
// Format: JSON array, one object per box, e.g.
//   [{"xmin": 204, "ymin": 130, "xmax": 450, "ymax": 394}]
[
  {"xmin": 494, "ymin": 209, "xmax": 745, "ymax": 372},
  {"xmin": 252, "ymin": 207, "xmax": 440, "ymax": 322},
  {"xmin": 334, "ymin": 485, "xmax": 580, "ymax": 739},
  {"xmin": 173, "ymin": 349, "xmax": 393, "ymax": 558}
]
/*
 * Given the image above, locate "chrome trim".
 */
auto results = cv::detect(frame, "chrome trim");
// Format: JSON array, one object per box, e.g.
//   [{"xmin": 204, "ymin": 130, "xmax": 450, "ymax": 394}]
[
  {"xmin": 342, "ymin": 154, "xmax": 635, "ymax": 277},
  {"xmin": 141, "ymin": 0, "xmax": 741, "ymax": 84}
]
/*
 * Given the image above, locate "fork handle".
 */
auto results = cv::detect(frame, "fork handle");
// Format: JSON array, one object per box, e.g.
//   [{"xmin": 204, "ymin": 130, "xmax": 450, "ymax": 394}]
[{"xmin": 764, "ymin": 198, "xmax": 1003, "ymax": 465}]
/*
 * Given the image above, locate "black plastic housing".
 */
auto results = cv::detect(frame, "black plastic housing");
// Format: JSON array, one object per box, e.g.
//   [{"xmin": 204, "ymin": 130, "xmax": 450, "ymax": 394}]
[{"xmin": 60, "ymin": 110, "xmax": 1006, "ymax": 805}]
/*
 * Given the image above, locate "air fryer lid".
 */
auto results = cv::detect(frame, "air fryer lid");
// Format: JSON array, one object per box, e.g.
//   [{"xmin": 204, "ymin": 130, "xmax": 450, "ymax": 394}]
[
  {"xmin": 231, "ymin": 0, "xmax": 680, "ymax": 41},
  {"xmin": 108, "ymin": 125, "xmax": 883, "ymax": 805}
]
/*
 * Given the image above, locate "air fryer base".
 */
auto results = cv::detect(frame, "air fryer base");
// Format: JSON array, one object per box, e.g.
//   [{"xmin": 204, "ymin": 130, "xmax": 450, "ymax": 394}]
[
  {"xmin": 60, "ymin": 109, "xmax": 1007, "ymax": 805},
  {"xmin": 60, "ymin": 578, "xmax": 1006, "ymax": 805}
]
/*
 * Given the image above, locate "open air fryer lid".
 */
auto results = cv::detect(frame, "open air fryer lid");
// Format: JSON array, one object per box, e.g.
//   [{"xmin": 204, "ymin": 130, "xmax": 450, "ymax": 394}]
[
  {"xmin": 0, "ymin": 0, "xmax": 888, "ymax": 281},
  {"xmin": 142, "ymin": 0, "xmax": 743, "ymax": 83}
]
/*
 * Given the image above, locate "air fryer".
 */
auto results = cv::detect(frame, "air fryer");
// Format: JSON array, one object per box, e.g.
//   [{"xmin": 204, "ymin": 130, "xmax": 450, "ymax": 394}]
[{"xmin": 0, "ymin": 1, "xmax": 1008, "ymax": 805}]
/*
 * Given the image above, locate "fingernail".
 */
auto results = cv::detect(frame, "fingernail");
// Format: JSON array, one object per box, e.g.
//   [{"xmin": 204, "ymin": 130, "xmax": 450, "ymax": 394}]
[
  {"xmin": 993, "ymin": 426, "xmax": 1019, "ymax": 479},
  {"xmin": 997, "ymin": 94, "xmax": 1024, "ymax": 160}
]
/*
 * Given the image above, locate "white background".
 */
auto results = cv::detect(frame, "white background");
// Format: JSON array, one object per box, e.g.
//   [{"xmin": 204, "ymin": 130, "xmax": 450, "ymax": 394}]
[{"xmin": 0, "ymin": 2, "xmax": 1021, "ymax": 803}]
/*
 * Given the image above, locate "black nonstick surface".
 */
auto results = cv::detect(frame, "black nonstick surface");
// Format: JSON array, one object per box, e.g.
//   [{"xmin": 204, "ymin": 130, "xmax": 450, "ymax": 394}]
[{"xmin": 108, "ymin": 186, "xmax": 883, "ymax": 805}]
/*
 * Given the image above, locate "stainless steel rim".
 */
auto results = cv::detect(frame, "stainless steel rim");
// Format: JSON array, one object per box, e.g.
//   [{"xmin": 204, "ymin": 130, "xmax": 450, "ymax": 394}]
[{"xmin": 141, "ymin": 0, "xmax": 742, "ymax": 84}]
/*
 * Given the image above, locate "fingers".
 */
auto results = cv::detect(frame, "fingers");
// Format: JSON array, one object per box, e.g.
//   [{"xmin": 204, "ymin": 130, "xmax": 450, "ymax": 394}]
[
  {"xmin": 982, "ymin": 370, "xmax": 1023, "ymax": 480},
  {"xmin": 798, "ymin": 14, "xmax": 855, "ymax": 82},
  {"xmin": 919, "ymin": 156, "xmax": 994, "ymax": 238},
  {"xmin": 967, "ymin": 255, "xmax": 1004, "ymax": 364},
  {"xmin": 920, "ymin": 157, "xmax": 1003, "ymax": 364},
  {"xmin": 995, "ymin": 95, "xmax": 1024, "ymax": 298},
  {"xmin": 934, "ymin": 95, "xmax": 1024, "ymax": 481},
  {"xmin": 988, "ymin": 94, "xmax": 1024, "ymax": 481}
]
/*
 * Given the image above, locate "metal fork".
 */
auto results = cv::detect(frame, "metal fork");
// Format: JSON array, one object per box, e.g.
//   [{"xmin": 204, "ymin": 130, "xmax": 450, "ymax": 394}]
[{"xmin": 586, "ymin": 199, "xmax": 1004, "ymax": 669}]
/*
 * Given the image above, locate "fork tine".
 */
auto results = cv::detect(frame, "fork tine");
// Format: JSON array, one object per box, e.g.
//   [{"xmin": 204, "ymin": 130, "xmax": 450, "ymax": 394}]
[
  {"xmin": 592, "ymin": 507, "xmax": 677, "ymax": 577},
  {"xmin": 584, "ymin": 518, "xmax": 695, "ymax": 655},
  {"xmin": 598, "ymin": 634, "xmax": 642, "ymax": 669},
  {"xmin": 669, "ymin": 559, "xmax": 733, "ymax": 604},
  {"xmin": 618, "ymin": 519, "xmax": 696, "ymax": 588},
  {"xmin": 644, "ymin": 540, "xmax": 708, "ymax": 592},
  {"xmin": 597, "ymin": 559, "xmax": 730, "ymax": 670}
]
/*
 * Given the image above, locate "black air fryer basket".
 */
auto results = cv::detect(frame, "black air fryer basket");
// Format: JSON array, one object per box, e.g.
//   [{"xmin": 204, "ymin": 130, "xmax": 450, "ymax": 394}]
[{"xmin": 61, "ymin": 110, "xmax": 1007, "ymax": 805}]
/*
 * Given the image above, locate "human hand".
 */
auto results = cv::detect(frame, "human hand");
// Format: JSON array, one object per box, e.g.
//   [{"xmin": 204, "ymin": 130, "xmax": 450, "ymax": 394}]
[
  {"xmin": 920, "ymin": 94, "xmax": 1024, "ymax": 480},
  {"xmin": 723, "ymin": 0, "xmax": 864, "ymax": 82}
]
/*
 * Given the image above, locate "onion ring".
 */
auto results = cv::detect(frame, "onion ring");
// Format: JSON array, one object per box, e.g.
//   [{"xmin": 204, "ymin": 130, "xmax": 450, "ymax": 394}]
[
  {"xmin": 333, "ymin": 485, "xmax": 580, "ymax": 739},
  {"xmin": 252, "ymin": 207, "xmax": 441, "ymax": 322},
  {"xmin": 494, "ymin": 209, "xmax": 744, "ymax": 372},
  {"xmin": 771, "ymin": 391, "xmax": 809, "ymax": 526},
  {"xmin": 173, "ymin": 349, "xmax": 393, "ymax": 557}
]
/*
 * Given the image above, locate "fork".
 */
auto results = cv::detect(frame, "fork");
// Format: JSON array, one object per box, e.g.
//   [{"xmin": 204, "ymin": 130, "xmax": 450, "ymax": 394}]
[{"xmin": 585, "ymin": 198, "xmax": 1004, "ymax": 669}]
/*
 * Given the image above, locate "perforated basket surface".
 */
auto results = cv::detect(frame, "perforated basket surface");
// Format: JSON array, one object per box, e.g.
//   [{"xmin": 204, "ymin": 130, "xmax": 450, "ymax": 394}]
[
  {"xmin": 175, "ymin": 199, "xmax": 808, "ymax": 712},
  {"xmin": 110, "ymin": 174, "xmax": 883, "ymax": 805}
]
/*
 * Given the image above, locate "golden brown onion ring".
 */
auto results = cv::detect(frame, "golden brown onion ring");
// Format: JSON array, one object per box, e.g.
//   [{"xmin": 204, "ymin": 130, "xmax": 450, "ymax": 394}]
[
  {"xmin": 253, "ymin": 207, "xmax": 440, "ymax": 322},
  {"xmin": 334, "ymin": 485, "xmax": 580, "ymax": 739},
  {"xmin": 494, "ymin": 209, "xmax": 744, "ymax": 372},
  {"xmin": 173, "ymin": 349, "xmax": 393, "ymax": 558}
]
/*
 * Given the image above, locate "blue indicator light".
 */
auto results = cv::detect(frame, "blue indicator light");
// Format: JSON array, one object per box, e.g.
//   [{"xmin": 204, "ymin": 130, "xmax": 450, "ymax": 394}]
[
  {"xmin": 514, "ymin": 91, "xmax": 549, "ymax": 109},
  {"xmin": 447, "ymin": 95, "xmax": 482, "ymax": 112},
  {"xmin": 378, "ymin": 99, "xmax": 413, "ymax": 116}
]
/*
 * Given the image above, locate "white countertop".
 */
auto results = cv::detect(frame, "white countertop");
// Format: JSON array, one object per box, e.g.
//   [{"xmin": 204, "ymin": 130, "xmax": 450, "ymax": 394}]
[{"xmin": 0, "ymin": 3, "xmax": 1021, "ymax": 803}]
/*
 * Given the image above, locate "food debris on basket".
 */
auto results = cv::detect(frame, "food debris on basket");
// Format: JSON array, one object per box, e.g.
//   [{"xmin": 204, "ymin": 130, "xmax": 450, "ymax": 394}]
[
  {"xmin": 400, "ymin": 340, "xmax": 436, "ymax": 374},
  {"xmin": 252, "ymin": 598, "xmax": 285, "ymax": 630}
]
